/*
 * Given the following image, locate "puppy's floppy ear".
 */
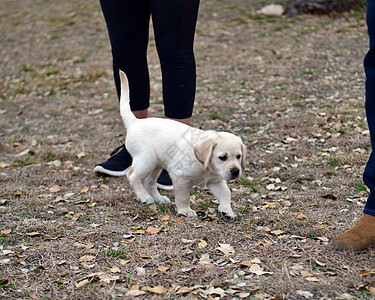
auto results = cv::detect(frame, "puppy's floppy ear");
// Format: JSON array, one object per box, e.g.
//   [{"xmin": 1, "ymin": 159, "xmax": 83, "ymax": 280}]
[
  {"xmin": 194, "ymin": 140, "xmax": 217, "ymax": 171},
  {"xmin": 241, "ymin": 143, "xmax": 247, "ymax": 169}
]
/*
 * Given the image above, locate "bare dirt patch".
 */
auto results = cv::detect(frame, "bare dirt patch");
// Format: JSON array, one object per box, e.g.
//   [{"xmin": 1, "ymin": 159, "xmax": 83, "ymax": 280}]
[{"xmin": 1, "ymin": 0, "xmax": 374, "ymax": 299}]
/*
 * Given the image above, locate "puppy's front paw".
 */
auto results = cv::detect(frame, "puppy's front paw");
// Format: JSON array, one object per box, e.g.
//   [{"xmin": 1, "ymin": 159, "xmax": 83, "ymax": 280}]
[
  {"xmin": 177, "ymin": 208, "xmax": 197, "ymax": 218},
  {"xmin": 218, "ymin": 205, "xmax": 237, "ymax": 219},
  {"xmin": 139, "ymin": 195, "xmax": 155, "ymax": 205},
  {"xmin": 155, "ymin": 195, "xmax": 171, "ymax": 205}
]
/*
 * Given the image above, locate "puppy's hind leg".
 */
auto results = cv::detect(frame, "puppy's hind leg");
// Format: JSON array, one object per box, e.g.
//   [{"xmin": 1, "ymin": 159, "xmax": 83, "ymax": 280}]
[
  {"xmin": 144, "ymin": 168, "xmax": 171, "ymax": 205},
  {"xmin": 174, "ymin": 182, "xmax": 197, "ymax": 217},
  {"xmin": 127, "ymin": 156, "xmax": 156, "ymax": 205}
]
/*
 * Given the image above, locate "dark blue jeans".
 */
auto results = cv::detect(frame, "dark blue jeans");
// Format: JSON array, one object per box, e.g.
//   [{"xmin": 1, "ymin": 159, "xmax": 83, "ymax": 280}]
[
  {"xmin": 364, "ymin": 0, "xmax": 375, "ymax": 216},
  {"xmin": 99, "ymin": 0, "xmax": 200, "ymax": 119}
]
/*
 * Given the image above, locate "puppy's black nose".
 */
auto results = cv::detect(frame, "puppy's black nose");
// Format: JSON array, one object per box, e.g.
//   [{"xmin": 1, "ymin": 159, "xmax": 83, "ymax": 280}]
[{"xmin": 231, "ymin": 168, "xmax": 240, "ymax": 178}]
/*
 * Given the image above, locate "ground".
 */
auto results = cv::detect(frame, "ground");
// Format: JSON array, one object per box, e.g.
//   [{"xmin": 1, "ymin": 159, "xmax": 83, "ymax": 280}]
[{"xmin": 1, "ymin": 0, "xmax": 374, "ymax": 299}]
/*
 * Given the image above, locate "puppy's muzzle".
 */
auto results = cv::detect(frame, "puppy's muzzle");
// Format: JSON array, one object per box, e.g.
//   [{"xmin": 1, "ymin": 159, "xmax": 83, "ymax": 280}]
[{"xmin": 230, "ymin": 168, "xmax": 240, "ymax": 179}]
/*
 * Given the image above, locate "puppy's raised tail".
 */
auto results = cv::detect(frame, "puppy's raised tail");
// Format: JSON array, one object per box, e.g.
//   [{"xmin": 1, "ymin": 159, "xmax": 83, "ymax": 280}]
[{"xmin": 119, "ymin": 70, "xmax": 137, "ymax": 128}]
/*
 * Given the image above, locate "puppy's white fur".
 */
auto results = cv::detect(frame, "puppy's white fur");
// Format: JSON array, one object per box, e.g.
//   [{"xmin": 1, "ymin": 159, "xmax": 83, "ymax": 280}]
[{"xmin": 119, "ymin": 70, "xmax": 246, "ymax": 218}]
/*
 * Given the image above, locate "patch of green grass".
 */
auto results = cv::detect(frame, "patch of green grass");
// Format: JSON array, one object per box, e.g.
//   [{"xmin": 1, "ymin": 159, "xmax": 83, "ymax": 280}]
[
  {"xmin": 156, "ymin": 204, "xmax": 170, "ymax": 214},
  {"xmin": 238, "ymin": 204, "xmax": 252, "ymax": 215},
  {"xmin": 73, "ymin": 55, "xmax": 87, "ymax": 64},
  {"xmin": 197, "ymin": 198, "xmax": 218, "ymax": 209},
  {"xmin": 357, "ymin": 118, "xmax": 366, "ymax": 129},
  {"xmin": 231, "ymin": 17, "xmax": 248, "ymax": 25},
  {"xmin": 354, "ymin": 181, "xmax": 367, "ymax": 192},
  {"xmin": 359, "ymin": 0, "xmax": 367, "ymax": 8},
  {"xmin": 77, "ymin": 70, "xmax": 106, "ymax": 83},
  {"xmin": 42, "ymin": 151, "xmax": 58, "ymax": 162},
  {"xmin": 56, "ymin": 280, "xmax": 65, "ymax": 290},
  {"xmin": 308, "ymin": 230, "xmax": 318, "ymax": 239},
  {"xmin": 321, "ymin": 104, "xmax": 334, "ymax": 109},
  {"xmin": 0, "ymin": 237, "xmax": 10, "ymax": 244},
  {"xmin": 13, "ymin": 155, "xmax": 39, "ymax": 167},
  {"xmin": 303, "ymin": 69, "xmax": 314, "ymax": 75},
  {"xmin": 46, "ymin": 68, "xmax": 60, "ymax": 76},
  {"xmin": 275, "ymin": 24, "xmax": 291, "ymax": 31},
  {"xmin": 292, "ymin": 102, "xmax": 306, "ymax": 110},
  {"xmin": 299, "ymin": 25, "xmax": 319, "ymax": 35},
  {"xmin": 0, "ymin": 277, "xmax": 12, "ymax": 289},
  {"xmin": 327, "ymin": 156, "xmax": 342, "ymax": 167},
  {"xmin": 152, "ymin": 99, "xmax": 164, "ymax": 105},
  {"xmin": 236, "ymin": 177, "xmax": 259, "ymax": 192},
  {"xmin": 336, "ymin": 27, "xmax": 350, "ymax": 33},
  {"xmin": 20, "ymin": 64, "xmax": 34, "ymax": 72},
  {"xmin": 13, "ymin": 87, "xmax": 29, "ymax": 96},
  {"xmin": 351, "ymin": 289, "xmax": 371, "ymax": 299},
  {"xmin": 208, "ymin": 109, "xmax": 222, "ymax": 120},
  {"xmin": 104, "ymin": 248, "xmax": 127, "ymax": 259}
]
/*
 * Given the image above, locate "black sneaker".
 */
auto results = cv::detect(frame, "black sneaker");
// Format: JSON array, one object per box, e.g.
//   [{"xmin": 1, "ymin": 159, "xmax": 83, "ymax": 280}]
[
  {"xmin": 94, "ymin": 145, "xmax": 174, "ymax": 190},
  {"xmin": 156, "ymin": 169, "xmax": 173, "ymax": 190},
  {"xmin": 94, "ymin": 144, "xmax": 132, "ymax": 177}
]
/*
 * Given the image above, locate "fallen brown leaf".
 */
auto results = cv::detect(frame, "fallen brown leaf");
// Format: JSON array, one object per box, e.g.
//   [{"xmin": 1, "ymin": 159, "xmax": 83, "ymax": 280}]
[
  {"xmin": 14, "ymin": 189, "xmax": 25, "ymax": 197},
  {"xmin": 1, "ymin": 229, "xmax": 11, "ymax": 235},
  {"xmin": 176, "ymin": 286, "xmax": 190, "ymax": 294},
  {"xmin": 80, "ymin": 187, "xmax": 89, "ymax": 193},
  {"xmin": 198, "ymin": 240, "xmax": 208, "ymax": 248},
  {"xmin": 161, "ymin": 215, "xmax": 170, "ymax": 221},
  {"xmin": 0, "ymin": 162, "xmax": 9, "ymax": 168},
  {"xmin": 110, "ymin": 266, "xmax": 121, "ymax": 273},
  {"xmin": 271, "ymin": 230, "xmax": 285, "ymax": 236},
  {"xmin": 79, "ymin": 255, "xmax": 96, "ymax": 262},
  {"xmin": 49, "ymin": 185, "xmax": 61, "ymax": 193},
  {"xmin": 245, "ymin": 233, "xmax": 252, "ymax": 239},
  {"xmin": 257, "ymin": 239, "xmax": 273, "ymax": 247},
  {"xmin": 141, "ymin": 285, "xmax": 168, "ymax": 294},
  {"xmin": 100, "ymin": 184, "xmax": 109, "ymax": 190},
  {"xmin": 25, "ymin": 232, "xmax": 41, "ymax": 237},
  {"xmin": 239, "ymin": 260, "xmax": 253, "ymax": 267},
  {"xmin": 139, "ymin": 253, "xmax": 150, "ymax": 259},
  {"xmin": 0, "ymin": 279, "xmax": 10, "ymax": 285},
  {"xmin": 74, "ymin": 242, "xmax": 94, "ymax": 249},
  {"xmin": 264, "ymin": 201, "xmax": 279, "ymax": 208},
  {"xmin": 297, "ymin": 213, "xmax": 308, "ymax": 220},
  {"xmin": 127, "ymin": 214, "xmax": 139, "ymax": 221},
  {"xmin": 75, "ymin": 279, "xmax": 90, "ymax": 288},
  {"xmin": 158, "ymin": 265, "xmax": 170, "ymax": 272},
  {"xmin": 360, "ymin": 269, "xmax": 375, "ymax": 276},
  {"xmin": 146, "ymin": 226, "xmax": 161, "ymax": 234},
  {"xmin": 120, "ymin": 259, "xmax": 130, "ymax": 266},
  {"xmin": 130, "ymin": 283, "xmax": 140, "ymax": 290}
]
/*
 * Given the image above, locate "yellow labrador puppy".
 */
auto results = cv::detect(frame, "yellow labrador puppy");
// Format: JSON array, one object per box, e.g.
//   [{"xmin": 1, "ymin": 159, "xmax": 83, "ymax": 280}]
[{"xmin": 119, "ymin": 70, "xmax": 246, "ymax": 218}]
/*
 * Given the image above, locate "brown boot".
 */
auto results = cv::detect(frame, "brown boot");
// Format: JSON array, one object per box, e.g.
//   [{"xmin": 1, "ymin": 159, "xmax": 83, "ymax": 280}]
[{"xmin": 330, "ymin": 214, "xmax": 375, "ymax": 250}]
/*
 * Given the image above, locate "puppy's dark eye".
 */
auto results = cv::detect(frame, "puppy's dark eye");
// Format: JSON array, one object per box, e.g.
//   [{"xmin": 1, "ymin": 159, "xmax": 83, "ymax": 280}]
[
  {"xmin": 219, "ymin": 155, "xmax": 227, "ymax": 161},
  {"xmin": 237, "ymin": 155, "xmax": 241, "ymax": 160}
]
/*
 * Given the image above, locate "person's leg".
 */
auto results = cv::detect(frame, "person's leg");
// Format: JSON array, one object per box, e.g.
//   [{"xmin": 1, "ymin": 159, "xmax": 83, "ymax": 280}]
[
  {"xmin": 330, "ymin": 0, "xmax": 375, "ymax": 250},
  {"xmin": 363, "ymin": 0, "xmax": 375, "ymax": 215},
  {"xmin": 95, "ymin": 1, "xmax": 151, "ymax": 177},
  {"xmin": 151, "ymin": 0, "xmax": 200, "ymax": 124},
  {"xmin": 99, "ymin": 0, "xmax": 151, "ymax": 112}
]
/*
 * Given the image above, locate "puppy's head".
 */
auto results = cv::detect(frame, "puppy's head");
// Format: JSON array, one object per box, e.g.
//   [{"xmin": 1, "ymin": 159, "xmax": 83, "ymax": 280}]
[{"xmin": 194, "ymin": 132, "xmax": 246, "ymax": 181}]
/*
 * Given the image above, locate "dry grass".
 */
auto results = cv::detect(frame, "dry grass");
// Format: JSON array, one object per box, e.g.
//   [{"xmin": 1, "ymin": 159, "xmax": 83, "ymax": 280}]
[{"xmin": 1, "ymin": 0, "xmax": 374, "ymax": 299}]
